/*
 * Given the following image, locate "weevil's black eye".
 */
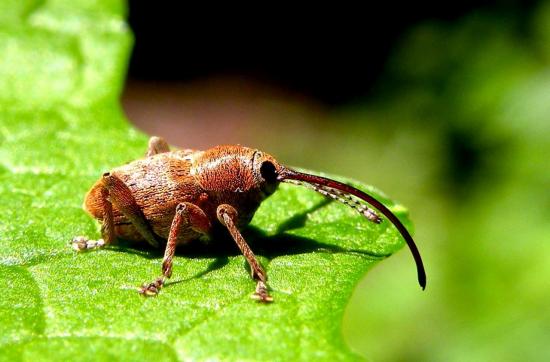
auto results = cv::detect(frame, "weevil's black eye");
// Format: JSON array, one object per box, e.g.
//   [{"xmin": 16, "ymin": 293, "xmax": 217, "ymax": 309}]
[{"xmin": 260, "ymin": 161, "xmax": 277, "ymax": 183}]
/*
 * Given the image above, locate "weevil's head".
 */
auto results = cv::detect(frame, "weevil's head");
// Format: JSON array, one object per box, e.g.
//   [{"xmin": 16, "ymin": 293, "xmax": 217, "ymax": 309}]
[
  {"xmin": 193, "ymin": 145, "xmax": 285, "ymax": 227},
  {"xmin": 194, "ymin": 145, "xmax": 282, "ymax": 197}
]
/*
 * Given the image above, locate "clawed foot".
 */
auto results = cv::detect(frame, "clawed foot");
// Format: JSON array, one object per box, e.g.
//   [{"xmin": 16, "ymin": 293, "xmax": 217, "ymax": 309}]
[
  {"xmin": 71, "ymin": 236, "xmax": 105, "ymax": 251},
  {"xmin": 251, "ymin": 281, "xmax": 274, "ymax": 303},
  {"xmin": 138, "ymin": 277, "xmax": 164, "ymax": 297}
]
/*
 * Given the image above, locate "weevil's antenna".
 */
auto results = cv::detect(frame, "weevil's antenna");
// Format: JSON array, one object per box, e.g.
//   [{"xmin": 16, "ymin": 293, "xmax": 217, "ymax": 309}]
[
  {"xmin": 284, "ymin": 179, "xmax": 383, "ymax": 223},
  {"xmin": 278, "ymin": 167, "xmax": 427, "ymax": 290}
]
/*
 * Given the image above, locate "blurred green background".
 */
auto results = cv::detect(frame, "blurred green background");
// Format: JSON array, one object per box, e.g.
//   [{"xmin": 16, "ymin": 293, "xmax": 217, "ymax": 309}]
[{"xmin": 123, "ymin": 2, "xmax": 550, "ymax": 360}]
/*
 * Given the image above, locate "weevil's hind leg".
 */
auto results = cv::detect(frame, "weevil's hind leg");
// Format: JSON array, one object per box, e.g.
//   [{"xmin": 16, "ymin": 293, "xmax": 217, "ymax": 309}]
[
  {"xmin": 102, "ymin": 172, "xmax": 161, "ymax": 248},
  {"xmin": 217, "ymin": 204, "xmax": 273, "ymax": 303},
  {"xmin": 139, "ymin": 202, "xmax": 211, "ymax": 297},
  {"xmin": 71, "ymin": 186, "xmax": 115, "ymax": 251},
  {"xmin": 146, "ymin": 136, "xmax": 170, "ymax": 157},
  {"xmin": 72, "ymin": 173, "xmax": 158, "ymax": 250}
]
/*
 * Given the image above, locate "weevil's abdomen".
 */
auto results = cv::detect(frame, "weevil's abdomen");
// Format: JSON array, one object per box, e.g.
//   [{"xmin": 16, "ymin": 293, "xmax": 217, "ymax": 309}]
[{"xmin": 83, "ymin": 151, "xmax": 204, "ymax": 241}]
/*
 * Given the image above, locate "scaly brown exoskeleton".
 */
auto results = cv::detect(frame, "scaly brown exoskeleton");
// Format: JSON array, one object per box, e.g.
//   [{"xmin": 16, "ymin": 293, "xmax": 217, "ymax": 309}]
[{"xmin": 73, "ymin": 136, "xmax": 426, "ymax": 303}]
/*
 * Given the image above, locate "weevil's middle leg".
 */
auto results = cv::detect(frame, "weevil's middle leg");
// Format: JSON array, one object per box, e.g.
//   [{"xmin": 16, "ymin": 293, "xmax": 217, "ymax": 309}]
[
  {"xmin": 139, "ymin": 202, "xmax": 211, "ymax": 297},
  {"xmin": 217, "ymin": 204, "xmax": 273, "ymax": 303}
]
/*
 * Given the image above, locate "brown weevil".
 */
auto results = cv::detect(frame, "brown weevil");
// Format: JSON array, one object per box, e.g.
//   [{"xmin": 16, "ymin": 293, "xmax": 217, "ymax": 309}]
[{"xmin": 73, "ymin": 136, "xmax": 426, "ymax": 302}]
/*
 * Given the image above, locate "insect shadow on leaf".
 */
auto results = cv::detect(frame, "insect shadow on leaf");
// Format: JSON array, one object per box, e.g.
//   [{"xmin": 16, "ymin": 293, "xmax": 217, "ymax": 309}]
[
  {"xmin": 109, "ymin": 197, "xmax": 391, "ymax": 292},
  {"xmin": 274, "ymin": 197, "xmax": 334, "ymax": 234}
]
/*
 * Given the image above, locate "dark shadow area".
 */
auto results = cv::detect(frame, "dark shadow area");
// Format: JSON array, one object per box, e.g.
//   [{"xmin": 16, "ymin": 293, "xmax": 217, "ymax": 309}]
[
  {"xmin": 244, "ymin": 227, "xmax": 391, "ymax": 260},
  {"xmin": 112, "ymin": 223, "xmax": 389, "ymax": 260},
  {"xmin": 275, "ymin": 197, "xmax": 333, "ymax": 234},
  {"xmin": 109, "ymin": 198, "xmax": 391, "ymax": 284},
  {"xmin": 127, "ymin": 2, "xmax": 538, "ymax": 104},
  {"xmin": 164, "ymin": 256, "xmax": 229, "ymax": 288},
  {"xmin": 136, "ymin": 227, "xmax": 391, "ymax": 290},
  {"xmin": 101, "ymin": 195, "xmax": 401, "ymax": 293}
]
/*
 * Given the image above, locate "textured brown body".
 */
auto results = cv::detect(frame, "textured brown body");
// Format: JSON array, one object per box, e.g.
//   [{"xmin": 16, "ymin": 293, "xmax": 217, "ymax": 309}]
[{"xmin": 84, "ymin": 145, "xmax": 276, "ymax": 245}]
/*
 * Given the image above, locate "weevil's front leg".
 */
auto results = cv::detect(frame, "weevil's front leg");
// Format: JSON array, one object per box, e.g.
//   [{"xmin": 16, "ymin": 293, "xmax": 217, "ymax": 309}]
[
  {"xmin": 139, "ymin": 202, "xmax": 211, "ymax": 297},
  {"xmin": 72, "ymin": 185, "xmax": 115, "ymax": 251},
  {"xmin": 146, "ymin": 136, "xmax": 170, "ymax": 157},
  {"xmin": 102, "ymin": 172, "xmax": 161, "ymax": 248},
  {"xmin": 217, "ymin": 204, "xmax": 273, "ymax": 303}
]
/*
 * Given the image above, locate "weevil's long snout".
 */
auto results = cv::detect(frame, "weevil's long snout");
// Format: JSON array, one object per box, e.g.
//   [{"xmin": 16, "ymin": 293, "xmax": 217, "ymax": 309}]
[{"xmin": 277, "ymin": 167, "xmax": 427, "ymax": 290}]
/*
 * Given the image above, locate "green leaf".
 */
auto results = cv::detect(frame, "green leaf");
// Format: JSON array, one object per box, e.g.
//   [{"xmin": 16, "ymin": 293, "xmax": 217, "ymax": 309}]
[{"xmin": 0, "ymin": 1, "xmax": 412, "ymax": 360}]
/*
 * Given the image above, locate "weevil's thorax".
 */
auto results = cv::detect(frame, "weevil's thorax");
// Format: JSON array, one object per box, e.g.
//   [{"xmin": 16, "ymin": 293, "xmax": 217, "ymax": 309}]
[{"xmin": 191, "ymin": 145, "xmax": 281, "ymax": 226}]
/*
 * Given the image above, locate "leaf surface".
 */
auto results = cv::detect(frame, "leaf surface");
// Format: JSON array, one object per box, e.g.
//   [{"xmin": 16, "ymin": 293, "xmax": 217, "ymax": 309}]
[{"xmin": 0, "ymin": 2, "xmax": 412, "ymax": 360}]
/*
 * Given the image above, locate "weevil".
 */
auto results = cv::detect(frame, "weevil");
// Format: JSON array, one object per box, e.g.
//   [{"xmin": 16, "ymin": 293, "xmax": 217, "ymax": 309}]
[{"xmin": 72, "ymin": 136, "xmax": 426, "ymax": 302}]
